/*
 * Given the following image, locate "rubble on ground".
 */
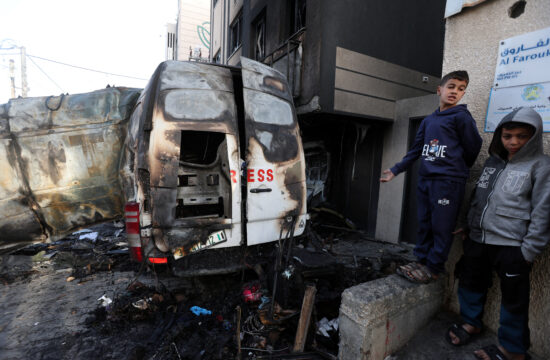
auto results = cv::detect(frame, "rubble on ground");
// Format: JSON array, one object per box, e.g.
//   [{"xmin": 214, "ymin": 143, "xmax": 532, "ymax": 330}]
[
  {"xmin": 0, "ymin": 206, "xmax": 415, "ymax": 359},
  {"xmin": 0, "ymin": 221, "xmax": 134, "ymax": 285}
]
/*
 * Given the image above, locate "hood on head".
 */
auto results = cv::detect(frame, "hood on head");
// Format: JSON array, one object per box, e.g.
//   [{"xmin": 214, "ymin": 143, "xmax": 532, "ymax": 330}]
[{"xmin": 489, "ymin": 107, "xmax": 543, "ymax": 161}]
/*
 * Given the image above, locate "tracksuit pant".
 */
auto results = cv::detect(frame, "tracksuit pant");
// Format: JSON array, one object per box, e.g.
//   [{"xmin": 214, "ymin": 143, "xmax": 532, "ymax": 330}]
[
  {"xmin": 457, "ymin": 238, "xmax": 531, "ymax": 354},
  {"xmin": 414, "ymin": 178, "xmax": 464, "ymax": 274}
]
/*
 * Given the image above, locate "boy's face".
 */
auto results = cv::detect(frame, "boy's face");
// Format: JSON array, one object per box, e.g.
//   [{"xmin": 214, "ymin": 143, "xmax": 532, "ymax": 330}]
[
  {"xmin": 437, "ymin": 78, "xmax": 468, "ymax": 111},
  {"xmin": 501, "ymin": 127, "xmax": 534, "ymax": 159}
]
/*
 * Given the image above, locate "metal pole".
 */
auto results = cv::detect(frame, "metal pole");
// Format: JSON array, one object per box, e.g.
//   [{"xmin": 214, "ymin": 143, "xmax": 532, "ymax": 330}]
[
  {"xmin": 286, "ymin": 41, "xmax": 290, "ymax": 83},
  {"xmin": 20, "ymin": 46, "xmax": 28, "ymax": 97},
  {"xmin": 9, "ymin": 59, "xmax": 15, "ymax": 98}
]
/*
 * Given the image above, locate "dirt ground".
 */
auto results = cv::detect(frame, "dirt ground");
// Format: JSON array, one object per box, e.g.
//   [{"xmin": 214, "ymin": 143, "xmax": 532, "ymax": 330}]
[{"xmin": 0, "ymin": 216, "xmax": 414, "ymax": 360}]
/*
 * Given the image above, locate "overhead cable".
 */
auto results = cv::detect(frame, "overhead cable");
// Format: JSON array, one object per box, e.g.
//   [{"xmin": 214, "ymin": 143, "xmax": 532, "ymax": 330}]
[
  {"xmin": 27, "ymin": 55, "xmax": 64, "ymax": 93},
  {"xmin": 27, "ymin": 54, "xmax": 148, "ymax": 81}
]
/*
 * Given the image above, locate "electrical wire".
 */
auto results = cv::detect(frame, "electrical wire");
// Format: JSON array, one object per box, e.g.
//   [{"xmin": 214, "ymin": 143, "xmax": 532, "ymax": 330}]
[
  {"xmin": 27, "ymin": 55, "xmax": 64, "ymax": 93},
  {"xmin": 27, "ymin": 54, "xmax": 148, "ymax": 80}
]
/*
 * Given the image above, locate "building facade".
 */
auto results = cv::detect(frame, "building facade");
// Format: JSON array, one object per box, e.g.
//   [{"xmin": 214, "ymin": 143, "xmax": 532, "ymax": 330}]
[
  {"xmin": 210, "ymin": 0, "xmax": 446, "ymax": 238},
  {"xmin": 170, "ymin": 0, "xmax": 211, "ymax": 61}
]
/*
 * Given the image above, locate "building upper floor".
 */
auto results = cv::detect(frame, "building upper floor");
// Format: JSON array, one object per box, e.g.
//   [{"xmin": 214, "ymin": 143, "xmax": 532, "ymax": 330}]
[{"xmin": 210, "ymin": 0, "xmax": 446, "ymax": 121}]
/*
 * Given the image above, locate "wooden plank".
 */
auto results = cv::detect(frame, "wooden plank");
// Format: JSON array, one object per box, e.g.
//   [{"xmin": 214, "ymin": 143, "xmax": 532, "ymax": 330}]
[{"xmin": 293, "ymin": 284, "xmax": 317, "ymax": 353}]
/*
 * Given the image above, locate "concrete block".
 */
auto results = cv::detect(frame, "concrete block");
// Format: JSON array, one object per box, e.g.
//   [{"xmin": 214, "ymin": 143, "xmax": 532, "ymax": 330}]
[{"xmin": 338, "ymin": 274, "xmax": 444, "ymax": 360}]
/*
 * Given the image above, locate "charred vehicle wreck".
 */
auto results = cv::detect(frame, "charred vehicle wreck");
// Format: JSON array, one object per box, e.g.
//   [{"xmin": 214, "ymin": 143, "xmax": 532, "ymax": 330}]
[
  {"xmin": 121, "ymin": 58, "xmax": 307, "ymax": 268},
  {"xmin": 0, "ymin": 86, "xmax": 140, "ymax": 249},
  {"xmin": 0, "ymin": 58, "xmax": 308, "ymax": 272}
]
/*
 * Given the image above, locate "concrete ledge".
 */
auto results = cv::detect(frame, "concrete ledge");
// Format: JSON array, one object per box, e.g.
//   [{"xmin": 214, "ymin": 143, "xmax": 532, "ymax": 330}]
[{"xmin": 338, "ymin": 274, "xmax": 444, "ymax": 360}]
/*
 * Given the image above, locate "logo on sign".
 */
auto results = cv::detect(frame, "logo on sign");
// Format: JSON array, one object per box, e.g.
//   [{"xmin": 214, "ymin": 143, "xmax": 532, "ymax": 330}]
[{"xmin": 521, "ymin": 84, "xmax": 543, "ymax": 101}]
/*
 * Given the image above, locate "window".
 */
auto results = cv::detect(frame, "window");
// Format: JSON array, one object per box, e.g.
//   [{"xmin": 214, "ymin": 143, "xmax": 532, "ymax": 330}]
[
  {"xmin": 289, "ymin": 0, "xmax": 306, "ymax": 35},
  {"xmin": 254, "ymin": 15, "xmax": 266, "ymax": 60},
  {"xmin": 245, "ymin": 91, "xmax": 294, "ymax": 126},
  {"xmin": 229, "ymin": 13, "xmax": 242, "ymax": 55},
  {"xmin": 213, "ymin": 51, "xmax": 221, "ymax": 64},
  {"xmin": 164, "ymin": 90, "xmax": 228, "ymax": 120}
]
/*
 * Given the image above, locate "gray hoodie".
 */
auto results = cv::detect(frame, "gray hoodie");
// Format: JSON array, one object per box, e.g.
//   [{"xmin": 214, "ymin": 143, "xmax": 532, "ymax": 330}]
[{"xmin": 467, "ymin": 107, "xmax": 550, "ymax": 262}]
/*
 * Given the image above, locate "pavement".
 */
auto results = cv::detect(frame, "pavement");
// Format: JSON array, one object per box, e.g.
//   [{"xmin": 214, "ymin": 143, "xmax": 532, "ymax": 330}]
[
  {"xmin": 392, "ymin": 311, "xmax": 544, "ymax": 360},
  {"xmin": 0, "ymin": 260, "xmax": 189, "ymax": 360},
  {"xmin": 0, "ymin": 266, "xmax": 130, "ymax": 359}
]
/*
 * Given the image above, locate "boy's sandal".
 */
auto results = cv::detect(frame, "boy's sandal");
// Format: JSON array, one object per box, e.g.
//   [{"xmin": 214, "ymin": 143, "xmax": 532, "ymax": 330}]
[
  {"xmin": 473, "ymin": 344, "xmax": 531, "ymax": 360},
  {"xmin": 396, "ymin": 264, "xmax": 437, "ymax": 284},
  {"xmin": 398, "ymin": 262, "xmax": 423, "ymax": 273},
  {"xmin": 445, "ymin": 323, "xmax": 480, "ymax": 346},
  {"xmin": 396, "ymin": 262, "xmax": 416, "ymax": 279},
  {"xmin": 396, "ymin": 261, "xmax": 426, "ymax": 278}
]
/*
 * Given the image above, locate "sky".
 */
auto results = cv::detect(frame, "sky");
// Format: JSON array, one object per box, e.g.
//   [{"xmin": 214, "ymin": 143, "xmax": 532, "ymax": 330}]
[{"xmin": 0, "ymin": 0, "xmax": 178, "ymax": 104}]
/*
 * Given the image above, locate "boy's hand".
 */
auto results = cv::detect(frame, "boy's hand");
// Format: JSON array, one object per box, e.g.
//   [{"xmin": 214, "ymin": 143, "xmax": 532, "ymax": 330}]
[
  {"xmin": 380, "ymin": 169, "xmax": 395, "ymax": 183},
  {"xmin": 452, "ymin": 227, "xmax": 469, "ymax": 241}
]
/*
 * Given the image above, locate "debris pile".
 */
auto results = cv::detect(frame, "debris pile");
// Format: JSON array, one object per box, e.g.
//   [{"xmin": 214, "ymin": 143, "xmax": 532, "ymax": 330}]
[
  {"xmin": 0, "ymin": 222, "xmax": 134, "ymax": 284},
  {"xmin": 86, "ymin": 274, "xmax": 240, "ymax": 359},
  {"xmin": 1, "ymin": 207, "xmax": 414, "ymax": 359},
  {"xmin": 79, "ymin": 215, "xmax": 412, "ymax": 359},
  {"xmin": 85, "ymin": 270, "xmax": 337, "ymax": 359}
]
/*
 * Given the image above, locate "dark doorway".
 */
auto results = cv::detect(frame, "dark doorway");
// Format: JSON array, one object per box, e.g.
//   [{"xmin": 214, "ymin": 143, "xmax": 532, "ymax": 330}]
[
  {"xmin": 299, "ymin": 116, "xmax": 384, "ymax": 238},
  {"xmin": 332, "ymin": 122, "xmax": 384, "ymax": 238}
]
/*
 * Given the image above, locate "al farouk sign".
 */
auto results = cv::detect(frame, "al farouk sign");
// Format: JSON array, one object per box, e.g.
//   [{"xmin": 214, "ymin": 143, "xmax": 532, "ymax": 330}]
[{"xmin": 485, "ymin": 27, "xmax": 550, "ymax": 132}]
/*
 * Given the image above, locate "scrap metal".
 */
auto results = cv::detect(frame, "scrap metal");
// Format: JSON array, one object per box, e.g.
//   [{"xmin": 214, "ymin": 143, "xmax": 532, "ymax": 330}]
[{"xmin": 0, "ymin": 88, "xmax": 140, "ymax": 250}]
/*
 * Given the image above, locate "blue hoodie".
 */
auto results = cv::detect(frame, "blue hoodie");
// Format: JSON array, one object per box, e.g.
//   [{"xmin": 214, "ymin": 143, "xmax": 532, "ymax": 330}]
[{"xmin": 391, "ymin": 104, "xmax": 482, "ymax": 182}]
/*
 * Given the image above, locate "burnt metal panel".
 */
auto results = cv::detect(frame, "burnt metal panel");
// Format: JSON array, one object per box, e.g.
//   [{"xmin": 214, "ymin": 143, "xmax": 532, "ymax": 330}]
[
  {"xmin": 241, "ymin": 57, "xmax": 307, "ymax": 245},
  {"xmin": 241, "ymin": 57, "xmax": 299, "ymax": 164},
  {"xmin": 0, "ymin": 87, "xmax": 140, "ymax": 248},
  {"xmin": 142, "ymin": 61, "xmax": 238, "ymax": 187},
  {"xmin": 241, "ymin": 57, "xmax": 293, "ymax": 103},
  {"xmin": 158, "ymin": 61, "xmax": 235, "ymax": 93},
  {"xmin": 128, "ymin": 61, "xmax": 241, "ymax": 252}
]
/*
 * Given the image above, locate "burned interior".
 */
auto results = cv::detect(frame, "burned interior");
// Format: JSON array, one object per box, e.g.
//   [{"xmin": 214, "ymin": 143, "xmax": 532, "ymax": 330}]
[{"xmin": 176, "ymin": 131, "xmax": 231, "ymax": 219}]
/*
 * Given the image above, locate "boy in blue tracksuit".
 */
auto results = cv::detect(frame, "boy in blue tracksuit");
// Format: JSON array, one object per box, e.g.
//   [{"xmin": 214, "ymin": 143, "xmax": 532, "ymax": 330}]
[
  {"xmin": 447, "ymin": 107, "xmax": 550, "ymax": 360},
  {"xmin": 380, "ymin": 70, "xmax": 482, "ymax": 282}
]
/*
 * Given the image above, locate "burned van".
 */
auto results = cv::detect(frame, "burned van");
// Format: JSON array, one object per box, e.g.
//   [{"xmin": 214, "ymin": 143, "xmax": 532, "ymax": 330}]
[{"xmin": 121, "ymin": 58, "xmax": 307, "ymax": 265}]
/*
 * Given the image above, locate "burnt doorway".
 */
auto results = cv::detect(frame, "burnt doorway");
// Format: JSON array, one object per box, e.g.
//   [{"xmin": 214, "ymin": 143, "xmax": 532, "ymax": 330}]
[
  {"xmin": 333, "ymin": 122, "xmax": 384, "ymax": 238},
  {"xmin": 400, "ymin": 117, "xmax": 423, "ymax": 244},
  {"xmin": 299, "ymin": 116, "xmax": 385, "ymax": 238}
]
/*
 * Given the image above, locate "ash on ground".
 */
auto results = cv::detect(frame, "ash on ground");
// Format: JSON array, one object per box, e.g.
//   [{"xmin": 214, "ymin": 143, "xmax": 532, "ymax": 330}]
[{"xmin": 0, "ymin": 210, "xmax": 414, "ymax": 360}]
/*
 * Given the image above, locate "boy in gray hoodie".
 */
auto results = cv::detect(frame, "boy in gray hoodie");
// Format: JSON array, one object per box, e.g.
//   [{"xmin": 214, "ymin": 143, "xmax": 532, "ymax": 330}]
[{"xmin": 447, "ymin": 107, "xmax": 550, "ymax": 360}]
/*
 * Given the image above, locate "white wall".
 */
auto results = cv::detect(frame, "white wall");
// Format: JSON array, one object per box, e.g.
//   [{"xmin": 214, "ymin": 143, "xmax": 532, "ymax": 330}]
[{"xmin": 442, "ymin": 0, "xmax": 550, "ymax": 357}]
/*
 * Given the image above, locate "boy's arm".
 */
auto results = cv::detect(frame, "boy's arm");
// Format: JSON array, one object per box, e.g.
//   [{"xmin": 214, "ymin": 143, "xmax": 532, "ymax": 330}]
[
  {"xmin": 521, "ymin": 164, "xmax": 550, "ymax": 263},
  {"xmin": 458, "ymin": 112, "xmax": 483, "ymax": 167},
  {"xmin": 389, "ymin": 120, "xmax": 426, "ymax": 176}
]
